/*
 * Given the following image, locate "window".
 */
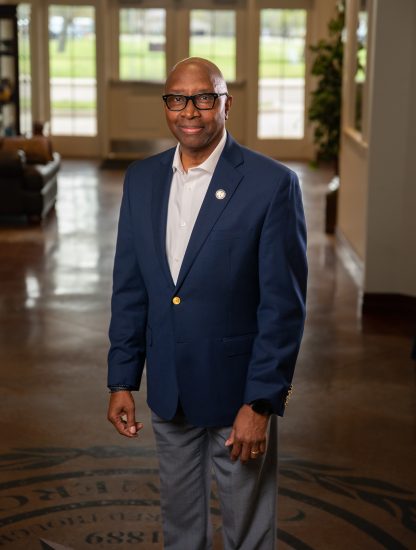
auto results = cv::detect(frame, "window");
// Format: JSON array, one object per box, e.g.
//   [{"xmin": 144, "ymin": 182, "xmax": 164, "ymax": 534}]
[
  {"xmin": 48, "ymin": 5, "xmax": 96, "ymax": 136},
  {"xmin": 119, "ymin": 9, "xmax": 166, "ymax": 81},
  {"xmin": 190, "ymin": 10, "xmax": 236, "ymax": 82},
  {"xmin": 18, "ymin": 4, "xmax": 31, "ymax": 136},
  {"xmin": 354, "ymin": 0, "xmax": 368, "ymax": 133},
  {"xmin": 258, "ymin": 9, "xmax": 307, "ymax": 139}
]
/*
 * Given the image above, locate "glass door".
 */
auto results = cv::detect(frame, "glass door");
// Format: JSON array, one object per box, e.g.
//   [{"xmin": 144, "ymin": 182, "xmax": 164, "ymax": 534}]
[
  {"xmin": 189, "ymin": 9, "xmax": 236, "ymax": 82},
  {"xmin": 17, "ymin": 3, "xmax": 31, "ymax": 136},
  {"xmin": 258, "ymin": 9, "xmax": 307, "ymax": 140},
  {"xmin": 119, "ymin": 8, "xmax": 166, "ymax": 82},
  {"xmin": 48, "ymin": 4, "xmax": 96, "ymax": 136}
]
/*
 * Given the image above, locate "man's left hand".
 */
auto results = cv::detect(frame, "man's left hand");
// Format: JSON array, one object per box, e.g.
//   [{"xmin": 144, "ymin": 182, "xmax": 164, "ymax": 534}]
[{"xmin": 225, "ymin": 404, "xmax": 269, "ymax": 463}]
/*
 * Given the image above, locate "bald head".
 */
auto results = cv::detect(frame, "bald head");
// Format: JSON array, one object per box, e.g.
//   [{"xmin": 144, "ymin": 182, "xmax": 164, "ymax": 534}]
[
  {"xmin": 163, "ymin": 57, "xmax": 233, "ymax": 168},
  {"xmin": 165, "ymin": 57, "xmax": 228, "ymax": 94}
]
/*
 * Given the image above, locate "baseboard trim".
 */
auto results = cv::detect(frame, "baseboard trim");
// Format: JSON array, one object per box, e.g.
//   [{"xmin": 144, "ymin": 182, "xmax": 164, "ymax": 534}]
[
  {"xmin": 335, "ymin": 229, "xmax": 364, "ymax": 289},
  {"xmin": 361, "ymin": 293, "xmax": 416, "ymax": 336},
  {"xmin": 362, "ymin": 293, "xmax": 416, "ymax": 319}
]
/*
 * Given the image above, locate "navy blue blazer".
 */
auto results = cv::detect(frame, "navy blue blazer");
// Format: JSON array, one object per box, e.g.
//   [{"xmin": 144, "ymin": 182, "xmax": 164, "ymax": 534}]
[{"xmin": 108, "ymin": 134, "xmax": 307, "ymax": 427}]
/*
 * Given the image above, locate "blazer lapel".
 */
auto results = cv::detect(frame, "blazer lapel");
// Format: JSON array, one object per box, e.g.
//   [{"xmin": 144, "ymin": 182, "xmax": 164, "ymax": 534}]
[
  {"xmin": 151, "ymin": 149, "xmax": 176, "ymax": 289},
  {"xmin": 175, "ymin": 137, "xmax": 244, "ymax": 291}
]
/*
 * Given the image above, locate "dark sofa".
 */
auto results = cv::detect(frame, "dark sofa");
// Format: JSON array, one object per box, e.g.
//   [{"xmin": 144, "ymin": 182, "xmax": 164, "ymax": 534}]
[{"xmin": 0, "ymin": 141, "xmax": 60, "ymax": 222}]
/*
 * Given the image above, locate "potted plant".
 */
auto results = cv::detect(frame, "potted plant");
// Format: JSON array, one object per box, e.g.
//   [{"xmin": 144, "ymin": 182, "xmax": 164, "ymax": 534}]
[
  {"xmin": 308, "ymin": 1, "xmax": 345, "ymax": 233},
  {"xmin": 309, "ymin": 1, "xmax": 345, "ymax": 169}
]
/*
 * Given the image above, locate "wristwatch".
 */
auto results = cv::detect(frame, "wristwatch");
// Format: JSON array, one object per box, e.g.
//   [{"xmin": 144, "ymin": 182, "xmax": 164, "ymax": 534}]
[
  {"xmin": 249, "ymin": 399, "xmax": 273, "ymax": 416},
  {"xmin": 108, "ymin": 385, "xmax": 135, "ymax": 393}
]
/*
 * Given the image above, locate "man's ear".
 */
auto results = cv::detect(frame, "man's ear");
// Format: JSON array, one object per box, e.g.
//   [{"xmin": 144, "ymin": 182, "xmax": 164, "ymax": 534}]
[{"xmin": 225, "ymin": 95, "xmax": 233, "ymax": 120}]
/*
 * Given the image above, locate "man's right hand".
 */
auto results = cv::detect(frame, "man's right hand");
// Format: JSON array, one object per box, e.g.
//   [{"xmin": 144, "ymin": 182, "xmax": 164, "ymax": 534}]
[{"xmin": 107, "ymin": 391, "xmax": 143, "ymax": 438}]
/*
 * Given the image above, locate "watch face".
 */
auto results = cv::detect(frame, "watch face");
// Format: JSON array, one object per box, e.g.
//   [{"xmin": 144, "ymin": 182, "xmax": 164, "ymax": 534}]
[{"xmin": 251, "ymin": 400, "xmax": 272, "ymax": 416}]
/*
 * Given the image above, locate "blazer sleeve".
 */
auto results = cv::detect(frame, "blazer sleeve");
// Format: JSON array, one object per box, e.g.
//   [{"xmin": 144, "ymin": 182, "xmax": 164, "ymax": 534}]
[
  {"xmin": 107, "ymin": 168, "xmax": 148, "ymax": 390},
  {"xmin": 243, "ymin": 169, "xmax": 307, "ymax": 415}
]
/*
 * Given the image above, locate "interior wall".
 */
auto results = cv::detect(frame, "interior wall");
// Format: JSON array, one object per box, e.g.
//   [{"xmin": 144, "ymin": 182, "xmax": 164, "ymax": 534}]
[
  {"xmin": 338, "ymin": 0, "xmax": 416, "ymax": 298},
  {"xmin": 400, "ymin": 4, "xmax": 416, "ymax": 296},
  {"xmin": 364, "ymin": 0, "xmax": 416, "ymax": 296},
  {"xmin": 338, "ymin": 136, "xmax": 368, "ymax": 260},
  {"xmin": 338, "ymin": 0, "xmax": 369, "ymax": 261}
]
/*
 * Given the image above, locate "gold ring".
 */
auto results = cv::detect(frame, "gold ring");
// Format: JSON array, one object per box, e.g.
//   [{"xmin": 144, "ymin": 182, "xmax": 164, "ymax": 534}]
[{"xmin": 250, "ymin": 450, "xmax": 260, "ymax": 456}]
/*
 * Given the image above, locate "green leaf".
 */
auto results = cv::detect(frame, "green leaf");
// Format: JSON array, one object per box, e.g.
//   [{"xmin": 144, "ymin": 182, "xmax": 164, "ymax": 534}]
[{"xmin": 307, "ymin": 1, "xmax": 344, "ymax": 162}]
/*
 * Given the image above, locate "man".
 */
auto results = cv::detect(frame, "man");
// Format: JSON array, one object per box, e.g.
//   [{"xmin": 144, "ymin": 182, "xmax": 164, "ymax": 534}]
[{"xmin": 107, "ymin": 57, "xmax": 307, "ymax": 550}]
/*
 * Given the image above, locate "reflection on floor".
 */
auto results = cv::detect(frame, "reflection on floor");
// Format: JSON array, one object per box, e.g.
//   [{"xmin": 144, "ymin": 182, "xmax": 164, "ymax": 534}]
[{"xmin": 0, "ymin": 160, "xmax": 414, "ymax": 550}]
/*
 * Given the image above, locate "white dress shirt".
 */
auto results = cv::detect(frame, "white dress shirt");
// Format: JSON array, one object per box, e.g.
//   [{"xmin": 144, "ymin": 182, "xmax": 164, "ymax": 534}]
[{"xmin": 166, "ymin": 130, "xmax": 227, "ymax": 284}]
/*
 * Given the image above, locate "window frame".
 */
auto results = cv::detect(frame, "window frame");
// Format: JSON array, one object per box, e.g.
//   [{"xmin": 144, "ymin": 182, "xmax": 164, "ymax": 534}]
[
  {"xmin": 188, "ymin": 8, "xmax": 238, "ymax": 83},
  {"xmin": 343, "ymin": 0, "xmax": 373, "ymax": 147},
  {"xmin": 257, "ymin": 7, "xmax": 308, "ymax": 141},
  {"xmin": 118, "ymin": 6, "xmax": 167, "ymax": 83},
  {"xmin": 248, "ymin": 1, "xmax": 312, "ymax": 156},
  {"xmin": 47, "ymin": 2, "xmax": 98, "ymax": 136}
]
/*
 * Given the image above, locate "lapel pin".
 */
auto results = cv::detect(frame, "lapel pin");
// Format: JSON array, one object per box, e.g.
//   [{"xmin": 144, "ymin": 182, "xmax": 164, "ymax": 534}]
[{"xmin": 215, "ymin": 189, "xmax": 226, "ymax": 200}]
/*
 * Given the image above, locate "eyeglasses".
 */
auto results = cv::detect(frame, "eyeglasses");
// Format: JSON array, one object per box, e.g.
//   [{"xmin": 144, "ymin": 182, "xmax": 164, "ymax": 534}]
[{"xmin": 162, "ymin": 92, "xmax": 228, "ymax": 111}]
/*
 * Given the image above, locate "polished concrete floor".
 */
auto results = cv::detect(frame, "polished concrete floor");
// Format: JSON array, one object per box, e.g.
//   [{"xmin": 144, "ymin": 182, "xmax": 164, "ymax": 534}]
[{"xmin": 0, "ymin": 160, "xmax": 415, "ymax": 550}]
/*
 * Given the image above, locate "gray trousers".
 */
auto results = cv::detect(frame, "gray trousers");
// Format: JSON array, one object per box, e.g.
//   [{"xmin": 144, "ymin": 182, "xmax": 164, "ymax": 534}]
[{"xmin": 151, "ymin": 410, "xmax": 278, "ymax": 550}]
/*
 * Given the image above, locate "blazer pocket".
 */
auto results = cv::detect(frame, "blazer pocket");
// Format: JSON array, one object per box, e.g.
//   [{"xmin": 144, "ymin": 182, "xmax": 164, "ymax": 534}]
[{"xmin": 222, "ymin": 333, "xmax": 256, "ymax": 357}]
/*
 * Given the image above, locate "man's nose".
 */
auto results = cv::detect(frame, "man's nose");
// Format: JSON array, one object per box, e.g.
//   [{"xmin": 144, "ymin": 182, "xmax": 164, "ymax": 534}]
[{"xmin": 181, "ymin": 99, "xmax": 200, "ymax": 118}]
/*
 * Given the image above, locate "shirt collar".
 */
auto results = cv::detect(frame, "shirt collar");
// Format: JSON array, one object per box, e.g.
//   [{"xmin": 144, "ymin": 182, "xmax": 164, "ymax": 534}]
[{"xmin": 172, "ymin": 129, "xmax": 227, "ymax": 175}]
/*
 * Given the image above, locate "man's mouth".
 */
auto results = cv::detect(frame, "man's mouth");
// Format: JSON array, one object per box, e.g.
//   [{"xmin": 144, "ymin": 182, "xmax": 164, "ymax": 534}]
[{"xmin": 179, "ymin": 126, "xmax": 203, "ymax": 135}]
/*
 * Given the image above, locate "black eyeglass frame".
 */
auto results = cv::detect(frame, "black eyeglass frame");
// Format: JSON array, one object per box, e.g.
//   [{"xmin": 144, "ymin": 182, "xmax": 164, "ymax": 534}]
[{"xmin": 162, "ymin": 92, "xmax": 229, "ymax": 111}]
